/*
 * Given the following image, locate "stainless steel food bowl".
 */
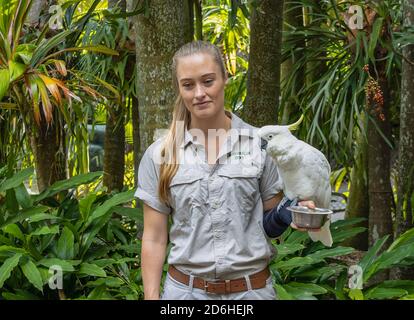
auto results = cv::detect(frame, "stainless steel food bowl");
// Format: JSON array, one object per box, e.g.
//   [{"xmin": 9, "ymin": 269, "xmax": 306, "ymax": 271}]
[{"xmin": 287, "ymin": 206, "xmax": 333, "ymax": 229}]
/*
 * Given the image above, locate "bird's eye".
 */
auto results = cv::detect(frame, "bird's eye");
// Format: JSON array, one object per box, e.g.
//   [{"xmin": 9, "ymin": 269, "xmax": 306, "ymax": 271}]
[{"xmin": 267, "ymin": 134, "xmax": 273, "ymax": 140}]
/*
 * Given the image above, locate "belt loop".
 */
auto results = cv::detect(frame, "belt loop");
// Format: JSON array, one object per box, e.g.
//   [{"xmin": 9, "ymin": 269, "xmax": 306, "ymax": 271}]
[
  {"xmin": 188, "ymin": 274, "xmax": 194, "ymax": 292},
  {"xmin": 244, "ymin": 275, "xmax": 252, "ymax": 291}
]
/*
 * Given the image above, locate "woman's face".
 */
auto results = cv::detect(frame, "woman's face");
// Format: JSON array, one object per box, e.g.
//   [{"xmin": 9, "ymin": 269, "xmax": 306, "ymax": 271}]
[{"xmin": 176, "ymin": 53, "xmax": 227, "ymax": 120}]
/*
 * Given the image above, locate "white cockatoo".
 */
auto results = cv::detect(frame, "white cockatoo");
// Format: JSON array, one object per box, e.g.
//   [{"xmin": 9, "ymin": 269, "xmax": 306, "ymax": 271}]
[{"xmin": 257, "ymin": 116, "xmax": 333, "ymax": 247}]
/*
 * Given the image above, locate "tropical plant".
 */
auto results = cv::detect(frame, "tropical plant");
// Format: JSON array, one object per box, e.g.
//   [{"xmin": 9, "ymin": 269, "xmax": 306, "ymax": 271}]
[
  {"xmin": 272, "ymin": 218, "xmax": 414, "ymax": 300},
  {"xmin": 203, "ymin": 0, "xmax": 250, "ymax": 111},
  {"xmin": 0, "ymin": 0, "xmax": 118, "ymax": 191},
  {"xmin": 0, "ymin": 167, "xmax": 143, "ymax": 300}
]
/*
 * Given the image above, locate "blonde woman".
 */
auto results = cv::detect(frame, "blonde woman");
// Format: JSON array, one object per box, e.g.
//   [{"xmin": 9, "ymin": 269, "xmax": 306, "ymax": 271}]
[{"xmin": 136, "ymin": 41, "xmax": 316, "ymax": 300}]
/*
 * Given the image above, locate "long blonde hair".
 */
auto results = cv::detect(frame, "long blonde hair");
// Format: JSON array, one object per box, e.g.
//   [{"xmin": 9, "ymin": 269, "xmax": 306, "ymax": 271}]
[{"xmin": 158, "ymin": 41, "xmax": 227, "ymax": 205}]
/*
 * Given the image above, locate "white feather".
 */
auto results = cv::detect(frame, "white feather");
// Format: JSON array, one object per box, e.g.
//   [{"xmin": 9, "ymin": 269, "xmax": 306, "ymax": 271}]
[{"xmin": 258, "ymin": 125, "xmax": 333, "ymax": 247}]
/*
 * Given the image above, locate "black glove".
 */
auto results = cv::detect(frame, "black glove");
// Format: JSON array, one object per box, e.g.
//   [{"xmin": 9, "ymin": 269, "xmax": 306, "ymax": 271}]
[{"xmin": 263, "ymin": 197, "xmax": 298, "ymax": 238}]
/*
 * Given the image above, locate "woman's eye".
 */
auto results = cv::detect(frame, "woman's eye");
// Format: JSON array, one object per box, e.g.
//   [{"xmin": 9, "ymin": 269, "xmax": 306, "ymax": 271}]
[{"xmin": 204, "ymin": 79, "xmax": 213, "ymax": 85}]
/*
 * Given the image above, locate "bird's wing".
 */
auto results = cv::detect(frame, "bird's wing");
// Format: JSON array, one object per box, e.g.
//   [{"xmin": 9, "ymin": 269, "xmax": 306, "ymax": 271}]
[{"xmin": 299, "ymin": 148, "xmax": 331, "ymax": 207}]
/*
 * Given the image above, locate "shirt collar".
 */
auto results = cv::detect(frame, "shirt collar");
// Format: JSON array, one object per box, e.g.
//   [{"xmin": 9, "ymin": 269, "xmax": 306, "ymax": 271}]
[{"xmin": 183, "ymin": 111, "xmax": 255, "ymax": 148}]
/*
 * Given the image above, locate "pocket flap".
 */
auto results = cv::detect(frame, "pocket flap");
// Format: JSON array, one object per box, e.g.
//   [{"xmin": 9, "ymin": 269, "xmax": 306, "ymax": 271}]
[
  {"xmin": 217, "ymin": 166, "xmax": 259, "ymax": 178},
  {"xmin": 170, "ymin": 171, "xmax": 204, "ymax": 186}
]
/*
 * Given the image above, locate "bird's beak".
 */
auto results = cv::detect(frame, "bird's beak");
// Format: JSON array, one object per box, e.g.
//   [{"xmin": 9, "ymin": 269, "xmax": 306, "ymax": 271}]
[{"xmin": 288, "ymin": 115, "xmax": 304, "ymax": 131}]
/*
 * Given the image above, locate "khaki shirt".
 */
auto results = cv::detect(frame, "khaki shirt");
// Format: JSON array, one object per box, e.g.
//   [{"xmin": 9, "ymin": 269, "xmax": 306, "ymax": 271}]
[{"xmin": 135, "ymin": 112, "xmax": 283, "ymax": 280}]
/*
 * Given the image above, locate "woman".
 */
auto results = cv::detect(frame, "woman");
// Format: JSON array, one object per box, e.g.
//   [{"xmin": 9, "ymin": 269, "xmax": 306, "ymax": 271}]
[{"xmin": 135, "ymin": 41, "xmax": 317, "ymax": 300}]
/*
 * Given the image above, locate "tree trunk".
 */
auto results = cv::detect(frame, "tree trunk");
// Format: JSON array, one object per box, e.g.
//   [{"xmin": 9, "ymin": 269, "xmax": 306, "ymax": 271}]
[
  {"xmin": 27, "ymin": 0, "xmax": 47, "ymax": 26},
  {"xmin": 194, "ymin": 0, "xmax": 202, "ymax": 40},
  {"xmin": 241, "ymin": 0, "xmax": 284, "ymax": 126},
  {"xmin": 103, "ymin": 0, "xmax": 127, "ymax": 193},
  {"xmin": 30, "ymin": 114, "xmax": 67, "ymax": 192},
  {"xmin": 131, "ymin": 96, "xmax": 140, "ymax": 187},
  {"xmin": 280, "ymin": 0, "xmax": 304, "ymax": 124},
  {"xmin": 393, "ymin": 0, "xmax": 414, "ymax": 280},
  {"xmin": 27, "ymin": 0, "xmax": 66, "ymax": 192},
  {"xmin": 135, "ymin": 0, "xmax": 190, "ymax": 157},
  {"xmin": 103, "ymin": 104, "xmax": 125, "ymax": 192},
  {"xmin": 345, "ymin": 122, "xmax": 369, "ymax": 250},
  {"xmin": 367, "ymin": 79, "xmax": 393, "ymax": 249},
  {"xmin": 396, "ymin": 0, "xmax": 414, "ymax": 238}
]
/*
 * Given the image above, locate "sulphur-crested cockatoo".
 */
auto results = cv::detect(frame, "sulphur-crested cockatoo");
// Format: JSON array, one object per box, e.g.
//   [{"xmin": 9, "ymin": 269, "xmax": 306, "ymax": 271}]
[{"xmin": 257, "ymin": 116, "xmax": 333, "ymax": 247}]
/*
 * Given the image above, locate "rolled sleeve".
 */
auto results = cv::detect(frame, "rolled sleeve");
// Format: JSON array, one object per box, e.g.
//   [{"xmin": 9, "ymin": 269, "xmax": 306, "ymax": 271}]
[
  {"xmin": 260, "ymin": 154, "xmax": 284, "ymax": 201},
  {"xmin": 135, "ymin": 143, "xmax": 171, "ymax": 215}
]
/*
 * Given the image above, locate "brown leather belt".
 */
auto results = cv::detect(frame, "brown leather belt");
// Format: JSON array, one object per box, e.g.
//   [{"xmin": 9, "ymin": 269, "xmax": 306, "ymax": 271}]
[{"xmin": 168, "ymin": 265, "xmax": 270, "ymax": 294}]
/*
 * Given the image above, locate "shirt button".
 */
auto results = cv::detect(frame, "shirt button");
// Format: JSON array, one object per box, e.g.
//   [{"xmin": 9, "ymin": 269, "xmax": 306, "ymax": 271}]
[{"xmin": 212, "ymin": 201, "xmax": 220, "ymax": 209}]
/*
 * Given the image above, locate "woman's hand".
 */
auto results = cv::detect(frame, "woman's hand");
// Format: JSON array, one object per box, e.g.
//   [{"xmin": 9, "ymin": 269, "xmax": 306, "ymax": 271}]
[{"xmin": 290, "ymin": 200, "xmax": 321, "ymax": 232}]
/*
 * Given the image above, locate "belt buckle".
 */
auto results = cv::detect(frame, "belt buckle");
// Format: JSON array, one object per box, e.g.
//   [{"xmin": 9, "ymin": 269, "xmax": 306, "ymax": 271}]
[{"xmin": 204, "ymin": 279, "xmax": 231, "ymax": 294}]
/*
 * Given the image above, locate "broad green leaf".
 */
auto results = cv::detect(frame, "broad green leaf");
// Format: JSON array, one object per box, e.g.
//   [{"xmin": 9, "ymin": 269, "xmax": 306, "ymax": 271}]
[
  {"xmin": 37, "ymin": 258, "xmax": 75, "ymax": 272},
  {"xmin": 93, "ymin": 259, "xmax": 116, "ymax": 268},
  {"xmin": 56, "ymin": 226, "xmax": 74, "ymax": 260},
  {"xmin": 30, "ymin": 30, "xmax": 73, "ymax": 67},
  {"xmin": 5, "ymin": 188, "xmax": 18, "ymax": 213},
  {"xmin": 388, "ymin": 228, "xmax": 414, "ymax": 251},
  {"xmin": 330, "ymin": 217, "xmax": 367, "ymax": 230},
  {"xmin": 74, "ymin": 45, "xmax": 118, "ymax": 56},
  {"xmin": 274, "ymin": 243, "xmax": 305, "ymax": 256},
  {"xmin": 0, "ymin": 168, "xmax": 34, "ymax": 192},
  {"xmin": 79, "ymin": 193, "xmax": 97, "ymax": 222},
  {"xmin": 275, "ymin": 256, "xmax": 316, "ymax": 271},
  {"xmin": 29, "ymin": 213, "xmax": 62, "ymax": 222},
  {"xmin": 283, "ymin": 282, "xmax": 326, "ymax": 300},
  {"xmin": 2, "ymin": 289, "xmax": 40, "ymax": 300},
  {"xmin": 285, "ymin": 229, "xmax": 309, "ymax": 244},
  {"xmin": 15, "ymin": 44, "xmax": 36, "ymax": 64},
  {"xmin": 86, "ymin": 277, "xmax": 123, "ymax": 288},
  {"xmin": 374, "ymin": 280, "xmax": 414, "ymax": 294},
  {"xmin": 0, "ymin": 254, "xmax": 22, "ymax": 288},
  {"xmin": 349, "ymin": 288, "xmax": 364, "ymax": 300},
  {"xmin": 293, "ymin": 264, "xmax": 346, "ymax": 281},
  {"xmin": 31, "ymin": 225, "xmax": 59, "ymax": 236},
  {"xmin": 368, "ymin": 18, "xmax": 384, "ymax": 62},
  {"xmin": 14, "ymin": 183, "xmax": 33, "ymax": 209},
  {"xmin": 33, "ymin": 171, "xmax": 102, "ymax": 202},
  {"xmin": 87, "ymin": 190, "xmax": 135, "ymax": 224},
  {"xmin": 80, "ymin": 213, "xmax": 112, "ymax": 257},
  {"xmin": 9, "ymin": 61, "xmax": 26, "ymax": 81},
  {"xmin": 274, "ymin": 284, "xmax": 294, "ymax": 300},
  {"xmin": 112, "ymin": 206, "xmax": 143, "ymax": 222},
  {"xmin": 20, "ymin": 259, "xmax": 43, "ymax": 292},
  {"xmin": 365, "ymin": 287, "xmax": 407, "ymax": 300},
  {"xmin": 0, "ymin": 245, "xmax": 27, "ymax": 254},
  {"xmin": 307, "ymin": 246, "xmax": 355, "ymax": 261},
  {"xmin": 87, "ymin": 285, "xmax": 113, "ymax": 300},
  {"xmin": 1, "ymin": 206, "xmax": 49, "ymax": 228},
  {"xmin": 0, "ymin": 68, "xmax": 10, "ymax": 101},
  {"xmin": 79, "ymin": 263, "xmax": 107, "ymax": 278},
  {"xmin": 365, "ymin": 243, "xmax": 414, "ymax": 280},
  {"xmin": 359, "ymin": 235, "xmax": 389, "ymax": 276},
  {"xmin": 2, "ymin": 224, "xmax": 25, "ymax": 241},
  {"xmin": 332, "ymin": 227, "xmax": 366, "ymax": 243}
]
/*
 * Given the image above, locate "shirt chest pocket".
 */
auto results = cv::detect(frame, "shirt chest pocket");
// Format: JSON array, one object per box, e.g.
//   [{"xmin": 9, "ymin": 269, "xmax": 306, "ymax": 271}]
[
  {"xmin": 169, "ymin": 171, "xmax": 205, "ymax": 225},
  {"xmin": 217, "ymin": 166, "xmax": 260, "ymax": 223}
]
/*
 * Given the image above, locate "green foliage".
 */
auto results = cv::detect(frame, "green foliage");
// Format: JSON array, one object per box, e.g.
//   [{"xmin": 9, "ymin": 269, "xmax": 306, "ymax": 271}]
[
  {"xmin": 0, "ymin": 167, "xmax": 143, "ymax": 300},
  {"xmin": 271, "ymin": 218, "xmax": 414, "ymax": 300}
]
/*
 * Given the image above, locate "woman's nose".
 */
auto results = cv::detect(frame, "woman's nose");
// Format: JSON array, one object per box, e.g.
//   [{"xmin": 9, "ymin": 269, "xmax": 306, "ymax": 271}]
[{"xmin": 194, "ymin": 84, "xmax": 206, "ymax": 99}]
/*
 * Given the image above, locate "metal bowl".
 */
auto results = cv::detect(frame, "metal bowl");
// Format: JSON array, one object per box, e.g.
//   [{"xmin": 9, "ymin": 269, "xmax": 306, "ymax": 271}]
[{"xmin": 287, "ymin": 206, "xmax": 333, "ymax": 229}]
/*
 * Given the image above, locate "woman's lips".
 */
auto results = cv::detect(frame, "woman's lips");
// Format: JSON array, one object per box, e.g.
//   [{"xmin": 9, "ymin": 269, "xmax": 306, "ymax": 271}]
[{"xmin": 194, "ymin": 101, "xmax": 211, "ymax": 108}]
